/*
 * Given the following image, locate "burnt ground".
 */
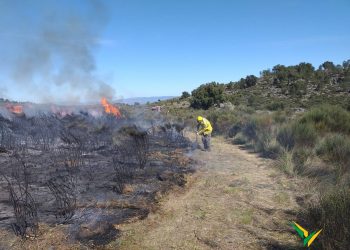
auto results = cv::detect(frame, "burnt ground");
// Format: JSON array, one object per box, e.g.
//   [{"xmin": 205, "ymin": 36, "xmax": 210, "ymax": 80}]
[{"xmin": 0, "ymin": 112, "xmax": 195, "ymax": 249}]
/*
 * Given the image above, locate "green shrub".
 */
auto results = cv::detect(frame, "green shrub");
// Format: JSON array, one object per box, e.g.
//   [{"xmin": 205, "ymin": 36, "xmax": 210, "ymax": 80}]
[
  {"xmin": 266, "ymin": 101, "xmax": 285, "ymax": 111},
  {"xmin": 277, "ymin": 126, "xmax": 295, "ymax": 150},
  {"xmin": 233, "ymin": 132, "xmax": 248, "ymax": 145},
  {"xmin": 190, "ymin": 82, "xmax": 225, "ymax": 109},
  {"xmin": 213, "ymin": 113, "xmax": 238, "ymax": 135},
  {"xmin": 277, "ymin": 122, "xmax": 317, "ymax": 149},
  {"xmin": 300, "ymin": 104, "xmax": 350, "ymax": 134},
  {"xmin": 272, "ymin": 111, "xmax": 287, "ymax": 123},
  {"xmin": 288, "ymin": 79, "xmax": 307, "ymax": 97},
  {"xmin": 239, "ymin": 114, "xmax": 282, "ymax": 158},
  {"xmin": 292, "ymin": 122, "xmax": 318, "ymax": 147},
  {"xmin": 206, "ymin": 111, "xmax": 238, "ymax": 135},
  {"xmin": 237, "ymin": 105, "xmax": 255, "ymax": 114},
  {"xmin": 242, "ymin": 119, "xmax": 257, "ymax": 141},
  {"xmin": 254, "ymin": 132, "xmax": 273, "ymax": 154},
  {"xmin": 257, "ymin": 138, "xmax": 282, "ymax": 159},
  {"xmin": 239, "ymin": 75, "xmax": 258, "ymax": 89},
  {"xmin": 316, "ymin": 134, "xmax": 350, "ymax": 175},
  {"xmin": 302, "ymin": 188, "xmax": 350, "ymax": 249},
  {"xmin": 247, "ymin": 95, "xmax": 257, "ymax": 107},
  {"xmin": 241, "ymin": 114, "xmax": 272, "ymax": 141},
  {"xmin": 180, "ymin": 91, "xmax": 190, "ymax": 99},
  {"xmin": 228, "ymin": 123, "xmax": 242, "ymax": 138}
]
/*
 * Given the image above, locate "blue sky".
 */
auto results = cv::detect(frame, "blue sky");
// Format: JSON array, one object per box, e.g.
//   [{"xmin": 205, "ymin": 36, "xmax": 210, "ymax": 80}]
[{"xmin": 0, "ymin": 0, "xmax": 349, "ymax": 103}]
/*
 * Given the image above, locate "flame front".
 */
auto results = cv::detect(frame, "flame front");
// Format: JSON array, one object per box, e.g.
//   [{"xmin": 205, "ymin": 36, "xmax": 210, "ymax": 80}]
[
  {"xmin": 101, "ymin": 98, "xmax": 121, "ymax": 118},
  {"xmin": 6, "ymin": 103, "xmax": 23, "ymax": 114}
]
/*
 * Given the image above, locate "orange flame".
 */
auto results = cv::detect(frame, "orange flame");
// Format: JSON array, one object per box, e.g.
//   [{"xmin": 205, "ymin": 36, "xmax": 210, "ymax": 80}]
[
  {"xmin": 100, "ymin": 98, "xmax": 121, "ymax": 118},
  {"xmin": 6, "ymin": 103, "xmax": 23, "ymax": 114}
]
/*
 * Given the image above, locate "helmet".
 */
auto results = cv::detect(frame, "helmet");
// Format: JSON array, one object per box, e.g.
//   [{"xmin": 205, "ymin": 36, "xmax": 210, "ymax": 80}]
[{"xmin": 197, "ymin": 116, "xmax": 203, "ymax": 122}]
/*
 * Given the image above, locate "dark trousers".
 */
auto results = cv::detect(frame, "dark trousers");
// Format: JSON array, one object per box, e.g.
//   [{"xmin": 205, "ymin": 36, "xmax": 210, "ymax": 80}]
[{"xmin": 202, "ymin": 134, "xmax": 211, "ymax": 150}]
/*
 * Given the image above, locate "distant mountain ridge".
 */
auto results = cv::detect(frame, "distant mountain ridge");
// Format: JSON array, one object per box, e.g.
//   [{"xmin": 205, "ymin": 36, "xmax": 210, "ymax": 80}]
[{"xmin": 116, "ymin": 96, "xmax": 175, "ymax": 105}]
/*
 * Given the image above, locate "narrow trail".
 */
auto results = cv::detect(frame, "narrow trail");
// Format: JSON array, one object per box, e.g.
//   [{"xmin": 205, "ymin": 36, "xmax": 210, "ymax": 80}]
[{"xmin": 119, "ymin": 137, "xmax": 307, "ymax": 249}]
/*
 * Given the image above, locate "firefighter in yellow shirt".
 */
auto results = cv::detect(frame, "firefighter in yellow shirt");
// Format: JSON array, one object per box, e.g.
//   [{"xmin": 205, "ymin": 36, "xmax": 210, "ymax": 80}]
[{"xmin": 196, "ymin": 116, "xmax": 213, "ymax": 151}]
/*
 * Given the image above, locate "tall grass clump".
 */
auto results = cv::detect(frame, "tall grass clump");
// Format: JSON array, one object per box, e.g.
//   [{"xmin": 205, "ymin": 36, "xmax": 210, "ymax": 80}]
[
  {"xmin": 242, "ymin": 114, "xmax": 273, "ymax": 142},
  {"xmin": 292, "ymin": 147, "xmax": 312, "ymax": 175},
  {"xmin": 276, "ymin": 126, "xmax": 295, "ymax": 150},
  {"xmin": 316, "ymin": 134, "xmax": 350, "ymax": 176},
  {"xmin": 258, "ymin": 138, "xmax": 282, "ymax": 159},
  {"xmin": 277, "ymin": 122, "xmax": 317, "ymax": 149},
  {"xmin": 274, "ymin": 149, "xmax": 294, "ymax": 175},
  {"xmin": 302, "ymin": 188, "xmax": 350, "ymax": 249},
  {"xmin": 272, "ymin": 110, "xmax": 288, "ymax": 124},
  {"xmin": 240, "ymin": 113, "xmax": 284, "ymax": 158},
  {"xmin": 207, "ymin": 111, "xmax": 239, "ymax": 135},
  {"xmin": 300, "ymin": 104, "xmax": 350, "ymax": 134},
  {"xmin": 242, "ymin": 119, "xmax": 258, "ymax": 141}
]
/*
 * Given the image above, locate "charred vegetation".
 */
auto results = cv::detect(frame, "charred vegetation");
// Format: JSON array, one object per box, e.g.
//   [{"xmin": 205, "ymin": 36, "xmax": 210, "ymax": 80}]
[{"xmin": 0, "ymin": 109, "xmax": 194, "ymax": 245}]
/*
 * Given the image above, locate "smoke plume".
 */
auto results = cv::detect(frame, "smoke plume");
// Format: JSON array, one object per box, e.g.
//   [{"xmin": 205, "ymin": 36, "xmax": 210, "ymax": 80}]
[{"xmin": 2, "ymin": 0, "xmax": 115, "ymax": 103}]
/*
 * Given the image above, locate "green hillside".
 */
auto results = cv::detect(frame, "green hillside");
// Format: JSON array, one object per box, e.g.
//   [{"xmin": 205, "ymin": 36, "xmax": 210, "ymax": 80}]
[{"xmin": 155, "ymin": 59, "xmax": 350, "ymax": 249}]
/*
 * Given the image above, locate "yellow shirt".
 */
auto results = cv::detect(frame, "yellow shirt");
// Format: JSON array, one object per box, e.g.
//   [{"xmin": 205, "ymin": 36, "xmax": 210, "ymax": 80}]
[{"xmin": 197, "ymin": 118, "xmax": 213, "ymax": 135}]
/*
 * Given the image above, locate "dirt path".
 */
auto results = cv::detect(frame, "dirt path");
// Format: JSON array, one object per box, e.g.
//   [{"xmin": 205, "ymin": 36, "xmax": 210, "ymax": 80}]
[{"xmin": 118, "ymin": 137, "xmax": 306, "ymax": 249}]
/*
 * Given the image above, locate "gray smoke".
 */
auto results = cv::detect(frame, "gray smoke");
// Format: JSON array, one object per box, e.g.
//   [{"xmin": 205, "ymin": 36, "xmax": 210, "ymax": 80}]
[
  {"xmin": 0, "ymin": 86, "xmax": 7, "ymax": 98},
  {"xmin": 5, "ymin": 0, "xmax": 115, "ymax": 103}
]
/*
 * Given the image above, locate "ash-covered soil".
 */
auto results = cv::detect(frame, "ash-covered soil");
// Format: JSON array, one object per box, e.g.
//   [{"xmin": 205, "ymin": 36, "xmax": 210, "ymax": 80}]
[{"xmin": 0, "ymin": 110, "xmax": 195, "ymax": 248}]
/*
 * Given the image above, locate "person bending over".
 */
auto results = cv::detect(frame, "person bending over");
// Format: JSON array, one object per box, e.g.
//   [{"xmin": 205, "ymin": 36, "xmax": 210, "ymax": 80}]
[{"xmin": 196, "ymin": 116, "xmax": 213, "ymax": 151}]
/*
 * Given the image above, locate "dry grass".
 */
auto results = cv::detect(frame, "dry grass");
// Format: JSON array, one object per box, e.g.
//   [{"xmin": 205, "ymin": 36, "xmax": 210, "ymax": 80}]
[
  {"xmin": 0, "ymin": 224, "xmax": 82, "ymax": 250},
  {"xmin": 117, "ymin": 136, "xmax": 307, "ymax": 249},
  {"xmin": 274, "ymin": 149, "xmax": 294, "ymax": 175}
]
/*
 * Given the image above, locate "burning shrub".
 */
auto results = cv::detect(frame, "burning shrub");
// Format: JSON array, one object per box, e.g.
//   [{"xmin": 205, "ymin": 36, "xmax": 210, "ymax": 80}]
[{"xmin": 101, "ymin": 98, "xmax": 121, "ymax": 118}]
